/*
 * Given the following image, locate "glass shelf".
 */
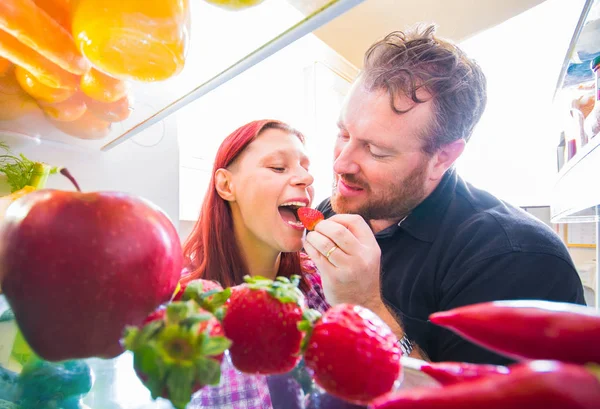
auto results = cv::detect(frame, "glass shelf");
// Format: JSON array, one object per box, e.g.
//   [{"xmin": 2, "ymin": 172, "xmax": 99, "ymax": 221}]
[
  {"xmin": 550, "ymin": 0, "xmax": 600, "ymax": 223},
  {"xmin": 0, "ymin": 295, "xmax": 440, "ymax": 409},
  {"xmin": 551, "ymin": 134, "xmax": 600, "ymax": 223},
  {"xmin": 0, "ymin": 0, "xmax": 363, "ymax": 152}
]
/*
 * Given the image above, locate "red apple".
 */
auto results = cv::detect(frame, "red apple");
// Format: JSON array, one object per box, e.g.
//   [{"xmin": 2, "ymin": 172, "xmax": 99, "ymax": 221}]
[{"xmin": 0, "ymin": 169, "xmax": 183, "ymax": 361}]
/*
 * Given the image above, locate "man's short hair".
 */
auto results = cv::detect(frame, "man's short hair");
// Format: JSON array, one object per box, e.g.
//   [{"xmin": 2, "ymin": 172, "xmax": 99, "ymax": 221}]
[{"xmin": 362, "ymin": 24, "xmax": 488, "ymax": 154}]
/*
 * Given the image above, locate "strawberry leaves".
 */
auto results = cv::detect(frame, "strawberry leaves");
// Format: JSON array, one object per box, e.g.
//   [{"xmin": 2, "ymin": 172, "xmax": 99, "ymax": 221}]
[
  {"xmin": 176, "ymin": 279, "xmax": 231, "ymax": 321},
  {"xmin": 244, "ymin": 275, "xmax": 305, "ymax": 306},
  {"xmin": 122, "ymin": 300, "xmax": 231, "ymax": 409},
  {"xmin": 298, "ymin": 308, "xmax": 322, "ymax": 354},
  {"xmin": 165, "ymin": 366, "xmax": 195, "ymax": 407},
  {"xmin": 184, "ymin": 284, "xmax": 231, "ymax": 311}
]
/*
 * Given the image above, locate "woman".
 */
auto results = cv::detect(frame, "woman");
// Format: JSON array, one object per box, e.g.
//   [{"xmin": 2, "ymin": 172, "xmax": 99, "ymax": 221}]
[{"xmin": 182, "ymin": 119, "xmax": 329, "ymax": 409}]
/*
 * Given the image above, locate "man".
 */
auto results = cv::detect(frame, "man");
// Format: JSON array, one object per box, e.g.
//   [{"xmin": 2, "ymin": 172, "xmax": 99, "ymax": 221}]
[{"xmin": 303, "ymin": 25, "xmax": 585, "ymax": 365}]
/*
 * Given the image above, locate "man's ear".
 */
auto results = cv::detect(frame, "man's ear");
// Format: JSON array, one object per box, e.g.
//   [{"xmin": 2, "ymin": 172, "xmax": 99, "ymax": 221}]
[
  {"xmin": 215, "ymin": 168, "xmax": 235, "ymax": 202},
  {"xmin": 429, "ymin": 139, "xmax": 465, "ymax": 181}
]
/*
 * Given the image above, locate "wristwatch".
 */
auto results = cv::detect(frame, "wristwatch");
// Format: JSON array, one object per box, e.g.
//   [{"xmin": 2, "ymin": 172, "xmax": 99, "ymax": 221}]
[{"xmin": 398, "ymin": 334, "xmax": 414, "ymax": 356}]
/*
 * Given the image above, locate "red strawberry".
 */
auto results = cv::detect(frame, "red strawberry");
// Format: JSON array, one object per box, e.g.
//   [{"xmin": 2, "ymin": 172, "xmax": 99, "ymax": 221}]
[
  {"xmin": 302, "ymin": 304, "xmax": 401, "ymax": 404},
  {"xmin": 143, "ymin": 305, "xmax": 167, "ymax": 325},
  {"xmin": 297, "ymin": 207, "xmax": 324, "ymax": 231},
  {"xmin": 222, "ymin": 275, "xmax": 307, "ymax": 374},
  {"xmin": 122, "ymin": 300, "xmax": 231, "ymax": 409}
]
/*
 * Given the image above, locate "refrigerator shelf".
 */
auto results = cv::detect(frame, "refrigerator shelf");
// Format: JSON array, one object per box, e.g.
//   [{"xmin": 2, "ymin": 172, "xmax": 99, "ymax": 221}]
[{"xmin": 0, "ymin": 0, "xmax": 364, "ymax": 152}]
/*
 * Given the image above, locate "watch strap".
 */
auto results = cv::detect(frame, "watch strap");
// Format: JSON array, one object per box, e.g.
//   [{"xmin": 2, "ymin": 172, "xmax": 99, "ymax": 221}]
[{"xmin": 398, "ymin": 334, "xmax": 414, "ymax": 356}]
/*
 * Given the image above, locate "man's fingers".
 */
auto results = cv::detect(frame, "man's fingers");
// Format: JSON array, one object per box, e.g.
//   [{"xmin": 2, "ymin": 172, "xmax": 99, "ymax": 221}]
[
  {"xmin": 323, "ymin": 213, "xmax": 377, "ymax": 244},
  {"xmin": 304, "ymin": 240, "xmax": 333, "ymax": 268},
  {"xmin": 303, "ymin": 240, "xmax": 322, "ymax": 263},
  {"xmin": 313, "ymin": 219, "xmax": 357, "ymax": 253},
  {"xmin": 313, "ymin": 214, "xmax": 377, "ymax": 254},
  {"xmin": 305, "ymin": 231, "xmax": 346, "ymax": 267}
]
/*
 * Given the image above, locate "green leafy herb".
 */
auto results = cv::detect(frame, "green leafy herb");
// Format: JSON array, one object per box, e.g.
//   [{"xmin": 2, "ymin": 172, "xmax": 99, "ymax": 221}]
[
  {"xmin": 0, "ymin": 142, "xmax": 59, "ymax": 192},
  {"xmin": 0, "ymin": 142, "xmax": 35, "ymax": 192}
]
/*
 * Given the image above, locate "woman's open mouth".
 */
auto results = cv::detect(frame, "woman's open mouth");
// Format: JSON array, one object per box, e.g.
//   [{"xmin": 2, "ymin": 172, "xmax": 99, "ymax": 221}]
[{"xmin": 278, "ymin": 202, "xmax": 305, "ymax": 230}]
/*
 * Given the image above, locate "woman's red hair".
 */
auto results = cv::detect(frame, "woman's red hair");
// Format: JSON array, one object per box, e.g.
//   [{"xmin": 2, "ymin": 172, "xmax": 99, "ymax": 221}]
[{"xmin": 181, "ymin": 119, "xmax": 307, "ymax": 288}]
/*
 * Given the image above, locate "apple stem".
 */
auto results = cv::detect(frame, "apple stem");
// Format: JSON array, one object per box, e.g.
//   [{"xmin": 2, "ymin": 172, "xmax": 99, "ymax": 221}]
[{"xmin": 59, "ymin": 168, "xmax": 81, "ymax": 192}]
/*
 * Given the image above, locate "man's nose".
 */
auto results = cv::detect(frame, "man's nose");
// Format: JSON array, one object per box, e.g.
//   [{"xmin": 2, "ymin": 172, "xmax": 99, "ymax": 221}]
[{"xmin": 333, "ymin": 143, "xmax": 360, "ymax": 175}]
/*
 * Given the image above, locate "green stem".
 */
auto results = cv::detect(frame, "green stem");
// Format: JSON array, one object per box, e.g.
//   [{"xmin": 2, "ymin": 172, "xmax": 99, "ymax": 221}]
[{"xmin": 28, "ymin": 162, "xmax": 52, "ymax": 190}]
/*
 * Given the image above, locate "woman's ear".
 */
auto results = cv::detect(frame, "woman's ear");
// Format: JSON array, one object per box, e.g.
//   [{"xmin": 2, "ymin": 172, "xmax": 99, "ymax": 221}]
[{"xmin": 215, "ymin": 168, "xmax": 235, "ymax": 201}]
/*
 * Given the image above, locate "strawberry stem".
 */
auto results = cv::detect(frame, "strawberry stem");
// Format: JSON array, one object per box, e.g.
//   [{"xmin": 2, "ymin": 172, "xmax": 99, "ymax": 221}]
[
  {"xmin": 181, "ymin": 283, "xmax": 231, "ymax": 316},
  {"xmin": 244, "ymin": 275, "xmax": 304, "ymax": 305},
  {"xmin": 298, "ymin": 308, "xmax": 322, "ymax": 354},
  {"xmin": 586, "ymin": 363, "xmax": 600, "ymax": 383},
  {"xmin": 122, "ymin": 301, "xmax": 231, "ymax": 409}
]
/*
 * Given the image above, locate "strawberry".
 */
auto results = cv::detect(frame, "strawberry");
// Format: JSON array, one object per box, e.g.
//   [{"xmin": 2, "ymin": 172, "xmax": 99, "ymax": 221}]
[
  {"xmin": 222, "ymin": 275, "xmax": 308, "ymax": 374},
  {"xmin": 297, "ymin": 207, "xmax": 324, "ymax": 231},
  {"xmin": 172, "ymin": 278, "xmax": 230, "ymax": 316},
  {"xmin": 142, "ymin": 305, "xmax": 167, "ymax": 325},
  {"xmin": 172, "ymin": 279, "xmax": 224, "ymax": 302},
  {"xmin": 301, "ymin": 304, "xmax": 402, "ymax": 404},
  {"xmin": 122, "ymin": 300, "xmax": 231, "ymax": 409},
  {"xmin": 171, "ymin": 278, "xmax": 223, "ymax": 301}
]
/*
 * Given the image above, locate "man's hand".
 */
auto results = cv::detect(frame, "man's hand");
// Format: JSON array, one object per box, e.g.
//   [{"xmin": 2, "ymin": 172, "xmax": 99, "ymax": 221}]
[
  {"xmin": 303, "ymin": 214, "xmax": 382, "ymax": 310},
  {"xmin": 304, "ymin": 214, "xmax": 424, "ymax": 358}
]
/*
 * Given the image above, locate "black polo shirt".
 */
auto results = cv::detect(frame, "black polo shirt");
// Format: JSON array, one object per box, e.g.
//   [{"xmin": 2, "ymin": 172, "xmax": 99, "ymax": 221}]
[{"xmin": 317, "ymin": 168, "xmax": 586, "ymax": 365}]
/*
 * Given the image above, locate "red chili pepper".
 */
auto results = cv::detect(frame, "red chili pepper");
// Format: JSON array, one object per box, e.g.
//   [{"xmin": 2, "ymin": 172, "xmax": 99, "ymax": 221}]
[
  {"xmin": 420, "ymin": 361, "xmax": 510, "ymax": 385},
  {"xmin": 370, "ymin": 360, "xmax": 600, "ymax": 409},
  {"xmin": 429, "ymin": 300, "xmax": 600, "ymax": 365}
]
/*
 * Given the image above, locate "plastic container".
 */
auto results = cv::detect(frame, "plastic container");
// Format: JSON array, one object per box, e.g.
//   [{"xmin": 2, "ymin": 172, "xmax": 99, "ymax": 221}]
[
  {"xmin": 584, "ymin": 55, "xmax": 600, "ymax": 139},
  {"xmin": 71, "ymin": 0, "xmax": 191, "ymax": 83}
]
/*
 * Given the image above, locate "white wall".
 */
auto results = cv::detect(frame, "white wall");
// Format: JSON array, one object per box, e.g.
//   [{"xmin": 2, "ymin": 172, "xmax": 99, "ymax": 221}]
[
  {"xmin": 455, "ymin": 0, "xmax": 586, "ymax": 207},
  {"xmin": 179, "ymin": 220, "xmax": 196, "ymax": 244},
  {"xmin": 1, "ymin": 116, "xmax": 180, "ymax": 227},
  {"xmin": 177, "ymin": 33, "xmax": 358, "ymax": 223},
  {"xmin": 524, "ymin": 206, "xmax": 597, "ymax": 307}
]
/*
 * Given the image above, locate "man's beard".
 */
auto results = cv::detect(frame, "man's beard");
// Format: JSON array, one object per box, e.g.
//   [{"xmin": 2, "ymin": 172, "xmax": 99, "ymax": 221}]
[{"xmin": 331, "ymin": 161, "xmax": 428, "ymax": 222}]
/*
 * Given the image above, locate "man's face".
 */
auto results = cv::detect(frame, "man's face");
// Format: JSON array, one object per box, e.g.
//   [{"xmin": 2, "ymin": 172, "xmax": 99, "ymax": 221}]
[{"xmin": 331, "ymin": 80, "xmax": 438, "ymax": 222}]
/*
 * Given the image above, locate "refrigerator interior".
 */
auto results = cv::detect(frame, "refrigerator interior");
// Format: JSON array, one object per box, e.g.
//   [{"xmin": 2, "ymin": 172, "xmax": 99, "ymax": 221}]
[{"xmin": 0, "ymin": 118, "xmax": 180, "ymax": 228}]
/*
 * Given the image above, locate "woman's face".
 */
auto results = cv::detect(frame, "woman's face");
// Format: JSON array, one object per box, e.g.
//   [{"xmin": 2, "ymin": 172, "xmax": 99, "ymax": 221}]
[{"xmin": 224, "ymin": 128, "xmax": 314, "ymax": 253}]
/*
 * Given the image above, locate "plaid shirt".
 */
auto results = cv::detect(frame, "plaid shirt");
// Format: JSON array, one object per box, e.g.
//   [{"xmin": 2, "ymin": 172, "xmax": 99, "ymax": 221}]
[{"xmin": 190, "ymin": 254, "xmax": 330, "ymax": 409}]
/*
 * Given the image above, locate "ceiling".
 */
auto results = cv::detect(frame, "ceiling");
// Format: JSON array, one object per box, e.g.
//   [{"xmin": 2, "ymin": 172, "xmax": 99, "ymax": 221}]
[{"xmin": 290, "ymin": 0, "xmax": 548, "ymax": 68}]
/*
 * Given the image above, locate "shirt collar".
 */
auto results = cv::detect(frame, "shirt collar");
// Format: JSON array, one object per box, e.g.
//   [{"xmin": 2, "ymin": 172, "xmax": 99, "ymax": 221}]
[
  {"xmin": 374, "ymin": 168, "xmax": 457, "ymax": 241},
  {"xmin": 399, "ymin": 168, "xmax": 458, "ymax": 243}
]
